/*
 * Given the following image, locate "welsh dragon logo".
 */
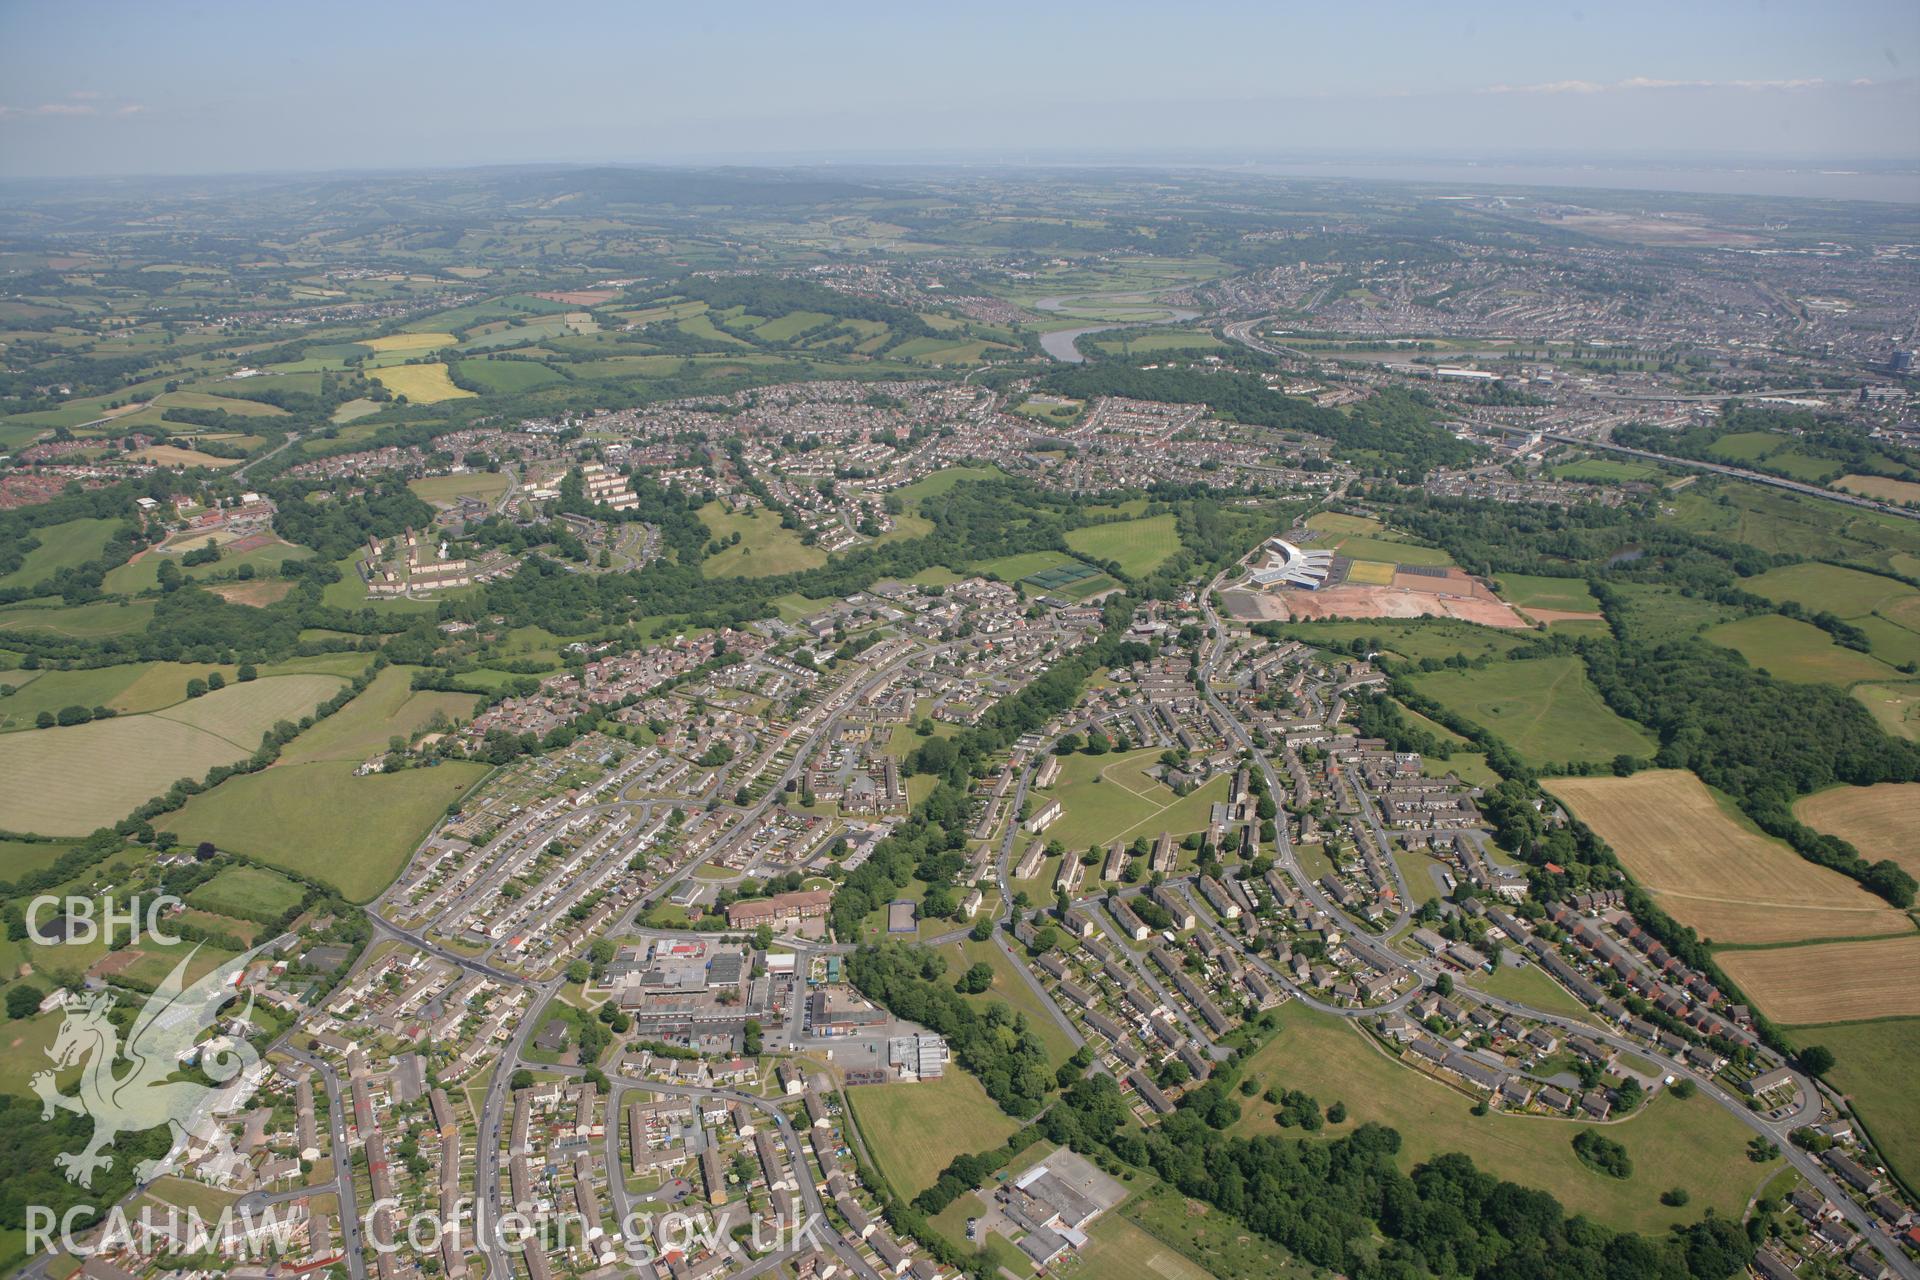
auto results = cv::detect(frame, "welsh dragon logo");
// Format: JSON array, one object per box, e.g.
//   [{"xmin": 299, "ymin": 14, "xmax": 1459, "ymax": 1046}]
[{"xmin": 32, "ymin": 945, "xmax": 264, "ymax": 1188}]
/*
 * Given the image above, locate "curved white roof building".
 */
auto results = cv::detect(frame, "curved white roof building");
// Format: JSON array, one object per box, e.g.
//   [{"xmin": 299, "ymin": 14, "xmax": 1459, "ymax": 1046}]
[{"xmin": 1248, "ymin": 536, "xmax": 1334, "ymax": 589}]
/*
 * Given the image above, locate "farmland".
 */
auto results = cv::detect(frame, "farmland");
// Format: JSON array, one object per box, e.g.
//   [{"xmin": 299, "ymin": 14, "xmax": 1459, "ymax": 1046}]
[
  {"xmin": 1064, "ymin": 513, "xmax": 1183, "ymax": 576},
  {"xmin": 1664, "ymin": 482, "xmax": 1920, "ymax": 578},
  {"xmin": 103, "ymin": 535, "xmax": 310, "ymax": 594},
  {"xmin": 362, "ymin": 331, "xmax": 456, "ymax": 354},
  {"xmin": 369, "ymin": 363, "xmax": 476, "ymax": 403},
  {"xmin": 1549, "ymin": 458, "xmax": 1662, "ymax": 482},
  {"xmin": 0, "ymin": 674, "xmax": 347, "ymax": 835},
  {"xmin": 1545, "ymin": 771, "xmax": 1913, "ymax": 945},
  {"xmin": 1790, "ymin": 1019, "xmax": 1920, "ymax": 1193},
  {"xmin": 1703, "ymin": 614, "xmax": 1899, "ymax": 685},
  {"xmin": 1741, "ymin": 562, "xmax": 1918, "ymax": 619},
  {"xmin": 454, "ymin": 359, "xmax": 567, "ymax": 393},
  {"xmin": 846, "ymin": 1071, "xmax": 1021, "ymax": 1199},
  {"xmin": 1792, "ymin": 782, "xmax": 1920, "ymax": 875},
  {"xmin": 184, "ymin": 864, "xmax": 308, "ymax": 923},
  {"xmin": 160, "ymin": 758, "xmax": 490, "ymax": 901},
  {"xmin": 278, "ymin": 666, "xmax": 481, "ymax": 766},
  {"xmin": 0, "ymin": 517, "xmax": 120, "ymax": 590},
  {"xmin": 1836, "ymin": 474, "xmax": 1920, "ymax": 504},
  {"xmin": 1717, "ymin": 934, "xmax": 1920, "ymax": 1024},
  {"xmin": 1854, "ymin": 682, "xmax": 1920, "ymax": 740},
  {"xmin": 1268, "ymin": 617, "xmax": 1530, "ymax": 663},
  {"xmin": 1493, "ymin": 573, "xmax": 1602, "ymax": 615},
  {"xmin": 1317, "ymin": 532, "xmax": 1452, "ymax": 567},
  {"xmin": 1409, "ymin": 655, "xmax": 1657, "ymax": 766},
  {"xmin": 1737, "ymin": 562, "xmax": 1920, "ymax": 669},
  {"xmin": 1227, "ymin": 1001, "xmax": 1772, "ymax": 1235}
]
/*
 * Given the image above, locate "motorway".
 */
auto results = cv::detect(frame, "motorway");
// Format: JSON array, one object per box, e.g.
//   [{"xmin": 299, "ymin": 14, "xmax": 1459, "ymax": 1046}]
[{"xmin": 1219, "ymin": 311, "xmax": 1920, "ymax": 525}]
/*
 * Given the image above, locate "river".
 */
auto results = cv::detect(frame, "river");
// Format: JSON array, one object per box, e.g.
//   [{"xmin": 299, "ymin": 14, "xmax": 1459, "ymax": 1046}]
[{"xmin": 1035, "ymin": 293, "xmax": 1202, "ymax": 362}]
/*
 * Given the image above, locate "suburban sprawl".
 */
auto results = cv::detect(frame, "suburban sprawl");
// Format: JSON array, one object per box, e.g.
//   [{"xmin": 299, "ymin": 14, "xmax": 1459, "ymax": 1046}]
[{"xmin": 0, "ymin": 163, "xmax": 1916, "ymax": 1280}]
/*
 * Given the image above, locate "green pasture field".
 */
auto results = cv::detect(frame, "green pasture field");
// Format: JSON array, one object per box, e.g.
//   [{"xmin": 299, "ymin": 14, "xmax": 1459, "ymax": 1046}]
[
  {"xmin": 1853, "ymin": 615, "xmax": 1920, "ymax": 668},
  {"xmin": 751, "ymin": 310, "xmax": 832, "ymax": 342},
  {"xmin": 846, "ymin": 1071, "xmax": 1022, "ymax": 1199},
  {"xmin": 409, "ymin": 471, "xmax": 511, "ymax": 504},
  {"xmin": 1854, "ymin": 682, "xmax": 1920, "ymax": 741},
  {"xmin": 160, "ymin": 758, "xmax": 489, "ymax": 901},
  {"xmin": 1741, "ymin": 562, "xmax": 1919, "ymax": 619},
  {"xmin": 152, "ymin": 390, "xmax": 286, "ymax": 418},
  {"xmin": 1665, "ymin": 482, "xmax": 1920, "ymax": 576},
  {"xmin": 0, "ymin": 664, "xmax": 148, "ymax": 731},
  {"xmin": 1757, "ymin": 449, "xmax": 1842, "ymax": 483},
  {"xmin": 697, "ymin": 501, "xmax": 827, "ymax": 577},
  {"xmin": 891, "ymin": 466, "xmax": 1003, "ymax": 514},
  {"xmin": 1320, "ymin": 532, "xmax": 1453, "ymax": 566},
  {"xmin": 0, "ymin": 837, "xmax": 77, "ymax": 882},
  {"xmin": 1085, "ymin": 329, "xmax": 1226, "ymax": 356},
  {"xmin": 1064, "ymin": 514, "xmax": 1183, "ymax": 577},
  {"xmin": 1424, "ymin": 751, "xmax": 1501, "ymax": 790},
  {"xmin": 101, "ymin": 537, "xmax": 311, "ymax": 594},
  {"xmin": 0, "ymin": 517, "xmax": 121, "ymax": 590},
  {"xmin": 0, "ymin": 597, "xmax": 156, "ymax": 639},
  {"xmin": 456, "ymin": 317, "xmax": 579, "ymax": 351},
  {"xmin": 401, "ymin": 294, "xmax": 570, "ymax": 333},
  {"xmin": 1272, "ymin": 618, "xmax": 1529, "ymax": 663},
  {"xmin": 184, "ymin": 864, "xmax": 307, "ymax": 922},
  {"xmin": 0, "ymin": 674, "xmax": 346, "ymax": 835},
  {"xmin": 889, "ymin": 337, "xmax": 1013, "ymax": 365},
  {"xmin": 1705, "ymin": 430, "xmax": 1783, "ymax": 462},
  {"xmin": 1704, "ymin": 614, "xmax": 1900, "ymax": 686},
  {"xmin": 278, "ymin": 666, "xmax": 481, "ymax": 767},
  {"xmin": 1789, "ymin": 1017, "xmax": 1920, "ymax": 1193},
  {"xmin": 1549, "ymin": 458, "xmax": 1661, "ymax": 483},
  {"xmin": 1409, "ymin": 655, "xmax": 1657, "ymax": 765},
  {"xmin": 454, "ymin": 359, "xmax": 567, "ymax": 392},
  {"xmin": 1304, "ymin": 511, "xmax": 1383, "ymax": 535},
  {"xmin": 673, "ymin": 313, "xmax": 752, "ymax": 347},
  {"xmin": 566, "ymin": 356, "xmax": 686, "ymax": 380},
  {"xmin": 1228, "ymin": 1002, "xmax": 1778, "ymax": 1235},
  {"xmin": 0, "ymin": 655, "xmax": 367, "ymax": 732},
  {"xmin": 1495, "ymin": 574, "xmax": 1601, "ymax": 613}
]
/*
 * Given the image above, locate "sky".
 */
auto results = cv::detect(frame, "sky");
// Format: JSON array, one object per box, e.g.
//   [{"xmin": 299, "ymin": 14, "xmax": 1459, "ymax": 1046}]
[{"xmin": 1, "ymin": 0, "xmax": 1917, "ymax": 181}]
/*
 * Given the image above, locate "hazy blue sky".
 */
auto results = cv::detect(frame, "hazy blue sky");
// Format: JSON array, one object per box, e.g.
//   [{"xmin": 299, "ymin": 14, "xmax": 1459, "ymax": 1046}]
[{"xmin": 2, "ymin": 0, "xmax": 1917, "ymax": 178}]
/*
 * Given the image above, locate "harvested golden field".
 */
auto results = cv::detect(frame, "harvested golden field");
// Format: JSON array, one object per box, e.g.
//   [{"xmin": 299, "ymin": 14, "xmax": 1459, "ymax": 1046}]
[
  {"xmin": 1545, "ymin": 771, "xmax": 1912, "ymax": 945},
  {"xmin": 1793, "ymin": 783, "xmax": 1920, "ymax": 877},
  {"xmin": 134, "ymin": 444, "xmax": 243, "ymax": 468},
  {"xmin": 369, "ymin": 363, "xmax": 474, "ymax": 404},
  {"xmin": 362, "ymin": 331, "xmax": 455, "ymax": 353},
  {"xmin": 1718, "ymin": 935, "xmax": 1920, "ymax": 1024},
  {"xmin": 1836, "ymin": 474, "xmax": 1920, "ymax": 505},
  {"xmin": 209, "ymin": 579, "xmax": 293, "ymax": 607}
]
